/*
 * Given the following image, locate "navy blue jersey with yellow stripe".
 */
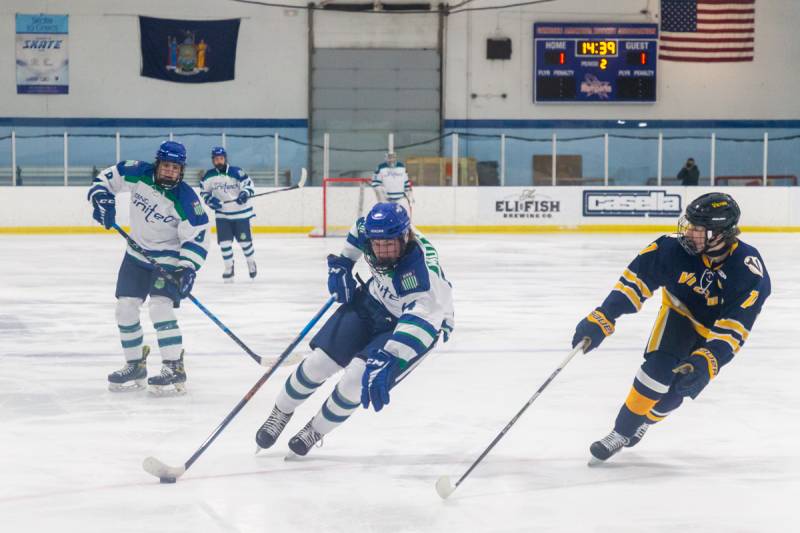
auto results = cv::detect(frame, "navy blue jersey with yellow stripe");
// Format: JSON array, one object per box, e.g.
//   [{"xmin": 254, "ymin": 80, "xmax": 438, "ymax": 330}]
[{"xmin": 600, "ymin": 235, "xmax": 770, "ymax": 368}]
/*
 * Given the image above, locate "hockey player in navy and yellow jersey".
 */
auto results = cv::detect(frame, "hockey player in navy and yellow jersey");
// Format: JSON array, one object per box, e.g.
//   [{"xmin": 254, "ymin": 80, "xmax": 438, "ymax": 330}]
[{"xmin": 572, "ymin": 193, "xmax": 770, "ymax": 464}]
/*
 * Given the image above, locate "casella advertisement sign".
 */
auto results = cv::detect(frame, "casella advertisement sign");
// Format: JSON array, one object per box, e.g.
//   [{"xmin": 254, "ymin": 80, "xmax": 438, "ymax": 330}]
[{"xmin": 582, "ymin": 190, "xmax": 682, "ymax": 217}]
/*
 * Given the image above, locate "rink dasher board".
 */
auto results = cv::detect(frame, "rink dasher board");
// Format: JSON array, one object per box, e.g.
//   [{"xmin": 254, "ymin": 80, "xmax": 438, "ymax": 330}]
[{"xmin": 1, "ymin": 186, "xmax": 799, "ymax": 232}]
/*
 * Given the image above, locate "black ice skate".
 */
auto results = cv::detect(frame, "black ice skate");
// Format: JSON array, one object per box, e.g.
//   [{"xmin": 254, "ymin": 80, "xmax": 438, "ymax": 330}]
[
  {"xmin": 626, "ymin": 422, "xmax": 650, "ymax": 448},
  {"xmin": 255, "ymin": 406, "xmax": 293, "ymax": 452},
  {"xmin": 247, "ymin": 260, "xmax": 257, "ymax": 279},
  {"xmin": 108, "ymin": 345, "xmax": 150, "ymax": 392},
  {"xmin": 588, "ymin": 430, "xmax": 630, "ymax": 465},
  {"xmin": 286, "ymin": 420, "xmax": 324, "ymax": 458},
  {"xmin": 147, "ymin": 350, "xmax": 187, "ymax": 395},
  {"xmin": 223, "ymin": 264, "xmax": 235, "ymax": 283}
]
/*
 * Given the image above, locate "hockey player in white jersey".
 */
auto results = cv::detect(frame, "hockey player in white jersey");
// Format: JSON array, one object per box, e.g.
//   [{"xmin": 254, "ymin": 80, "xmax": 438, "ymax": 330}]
[
  {"xmin": 200, "ymin": 147, "xmax": 257, "ymax": 281},
  {"xmin": 88, "ymin": 141, "xmax": 210, "ymax": 394},
  {"xmin": 255, "ymin": 202, "xmax": 454, "ymax": 456},
  {"xmin": 372, "ymin": 152, "xmax": 413, "ymax": 216}
]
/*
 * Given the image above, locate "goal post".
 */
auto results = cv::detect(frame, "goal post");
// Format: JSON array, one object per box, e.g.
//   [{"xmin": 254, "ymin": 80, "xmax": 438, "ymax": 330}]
[{"xmin": 309, "ymin": 177, "xmax": 374, "ymax": 238}]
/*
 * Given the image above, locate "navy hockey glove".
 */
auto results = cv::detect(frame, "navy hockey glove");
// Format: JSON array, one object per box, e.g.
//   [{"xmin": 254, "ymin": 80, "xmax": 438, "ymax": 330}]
[
  {"xmin": 173, "ymin": 267, "xmax": 196, "ymax": 299},
  {"xmin": 206, "ymin": 196, "xmax": 222, "ymax": 211},
  {"xmin": 572, "ymin": 308, "xmax": 615, "ymax": 353},
  {"xmin": 236, "ymin": 191, "xmax": 250, "ymax": 205},
  {"xmin": 327, "ymin": 254, "xmax": 356, "ymax": 303},
  {"xmin": 91, "ymin": 191, "xmax": 116, "ymax": 229},
  {"xmin": 673, "ymin": 348, "xmax": 718, "ymax": 399},
  {"xmin": 361, "ymin": 348, "xmax": 404, "ymax": 412}
]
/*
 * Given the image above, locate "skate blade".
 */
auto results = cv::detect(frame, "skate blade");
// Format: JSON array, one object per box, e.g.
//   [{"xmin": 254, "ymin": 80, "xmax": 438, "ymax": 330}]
[
  {"xmin": 223, "ymin": 277, "xmax": 234, "ymax": 284},
  {"xmin": 148, "ymin": 383, "xmax": 187, "ymax": 396},
  {"xmin": 108, "ymin": 379, "xmax": 147, "ymax": 392},
  {"xmin": 587, "ymin": 455, "xmax": 607, "ymax": 467},
  {"xmin": 284, "ymin": 452, "xmax": 300, "ymax": 461}
]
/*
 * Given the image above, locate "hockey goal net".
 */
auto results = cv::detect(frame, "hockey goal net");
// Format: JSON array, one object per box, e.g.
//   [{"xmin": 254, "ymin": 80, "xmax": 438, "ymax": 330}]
[{"xmin": 309, "ymin": 177, "xmax": 375, "ymax": 238}]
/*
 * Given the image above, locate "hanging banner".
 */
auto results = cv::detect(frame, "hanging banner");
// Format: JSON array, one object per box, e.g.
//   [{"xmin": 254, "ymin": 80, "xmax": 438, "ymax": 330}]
[
  {"xmin": 139, "ymin": 16, "xmax": 240, "ymax": 83},
  {"xmin": 16, "ymin": 14, "xmax": 69, "ymax": 94}
]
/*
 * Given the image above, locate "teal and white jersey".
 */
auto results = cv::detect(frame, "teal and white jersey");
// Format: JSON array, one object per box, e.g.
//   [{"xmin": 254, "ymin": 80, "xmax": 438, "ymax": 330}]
[
  {"xmin": 372, "ymin": 162, "xmax": 411, "ymax": 203},
  {"xmin": 200, "ymin": 164, "xmax": 255, "ymax": 220},
  {"xmin": 342, "ymin": 220, "xmax": 455, "ymax": 362},
  {"xmin": 89, "ymin": 161, "xmax": 210, "ymax": 271}
]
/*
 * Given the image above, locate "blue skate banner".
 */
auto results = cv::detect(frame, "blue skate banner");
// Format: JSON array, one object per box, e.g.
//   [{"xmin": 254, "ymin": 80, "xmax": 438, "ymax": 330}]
[
  {"xmin": 16, "ymin": 14, "xmax": 69, "ymax": 94},
  {"xmin": 139, "ymin": 16, "xmax": 240, "ymax": 83}
]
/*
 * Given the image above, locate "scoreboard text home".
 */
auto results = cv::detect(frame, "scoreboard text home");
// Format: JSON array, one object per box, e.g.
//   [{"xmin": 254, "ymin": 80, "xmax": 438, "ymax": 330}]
[{"xmin": 534, "ymin": 23, "xmax": 659, "ymax": 103}]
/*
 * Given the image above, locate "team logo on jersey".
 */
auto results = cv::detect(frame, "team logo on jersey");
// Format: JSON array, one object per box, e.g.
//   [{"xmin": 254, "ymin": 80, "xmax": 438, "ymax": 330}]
[
  {"xmin": 132, "ymin": 193, "xmax": 177, "ymax": 224},
  {"xmin": 192, "ymin": 200, "xmax": 205, "ymax": 216},
  {"xmin": 583, "ymin": 190, "xmax": 681, "ymax": 217},
  {"xmin": 744, "ymin": 256, "xmax": 764, "ymax": 277},
  {"xmin": 400, "ymin": 272, "xmax": 419, "ymax": 291}
]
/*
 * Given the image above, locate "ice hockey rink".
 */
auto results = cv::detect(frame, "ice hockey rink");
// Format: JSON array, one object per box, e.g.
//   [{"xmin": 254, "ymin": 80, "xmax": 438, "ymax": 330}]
[{"xmin": 1, "ymin": 231, "xmax": 797, "ymax": 533}]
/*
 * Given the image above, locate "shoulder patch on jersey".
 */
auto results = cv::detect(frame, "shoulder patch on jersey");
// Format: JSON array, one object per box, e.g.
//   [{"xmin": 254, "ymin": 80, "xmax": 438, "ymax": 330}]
[
  {"xmin": 392, "ymin": 245, "xmax": 431, "ymax": 296},
  {"xmin": 744, "ymin": 256, "xmax": 764, "ymax": 277},
  {"xmin": 174, "ymin": 182, "xmax": 209, "ymax": 226},
  {"xmin": 639, "ymin": 242, "xmax": 658, "ymax": 255},
  {"xmin": 400, "ymin": 271, "xmax": 420, "ymax": 292},
  {"xmin": 116, "ymin": 160, "xmax": 154, "ymax": 180}
]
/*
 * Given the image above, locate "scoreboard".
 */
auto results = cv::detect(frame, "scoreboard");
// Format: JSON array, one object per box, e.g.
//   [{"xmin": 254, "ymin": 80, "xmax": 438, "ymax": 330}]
[{"xmin": 533, "ymin": 23, "xmax": 659, "ymax": 103}]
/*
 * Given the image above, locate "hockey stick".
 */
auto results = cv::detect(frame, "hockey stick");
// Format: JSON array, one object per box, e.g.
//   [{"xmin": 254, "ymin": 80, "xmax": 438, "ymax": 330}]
[
  {"xmin": 223, "ymin": 167, "xmax": 307, "ymax": 204},
  {"xmin": 112, "ymin": 224, "xmax": 267, "ymax": 367},
  {"xmin": 143, "ymin": 295, "xmax": 336, "ymax": 483},
  {"xmin": 435, "ymin": 341, "xmax": 587, "ymax": 500}
]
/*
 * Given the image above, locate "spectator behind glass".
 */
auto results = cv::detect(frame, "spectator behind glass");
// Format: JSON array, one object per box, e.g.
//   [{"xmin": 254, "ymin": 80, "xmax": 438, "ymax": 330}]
[{"xmin": 678, "ymin": 157, "xmax": 700, "ymax": 186}]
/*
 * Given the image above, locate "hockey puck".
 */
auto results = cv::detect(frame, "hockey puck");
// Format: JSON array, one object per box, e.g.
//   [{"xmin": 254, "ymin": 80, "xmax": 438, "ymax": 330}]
[{"xmin": 160, "ymin": 477, "xmax": 177, "ymax": 484}]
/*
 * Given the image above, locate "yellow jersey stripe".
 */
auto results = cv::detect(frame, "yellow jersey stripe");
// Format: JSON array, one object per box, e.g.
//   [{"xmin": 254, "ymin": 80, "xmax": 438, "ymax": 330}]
[
  {"xmin": 622, "ymin": 268, "xmax": 653, "ymax": 298},
  {"xmin": 714, "ymin": 318, "xmax": 750, "ymax": 342},
  {"xmin": 707, "ymin": 330, "xmax": 742, "ymax": 353},
  {"xmin": 614, "ymin": 281, "xmax": 643, "ymax": 311}
]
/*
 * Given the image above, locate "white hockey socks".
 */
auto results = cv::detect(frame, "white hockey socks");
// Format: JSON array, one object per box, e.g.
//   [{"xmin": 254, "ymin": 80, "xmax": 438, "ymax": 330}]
[
  {"xmin": 220, "ymin": 240, "xmax": 234, "ymax": 270},
  {"xmin": 276, "ymin": 349, "xmax": 341, "ymax": 414},
  {"xmin": 149, "ymin": 296, "xmax": 183, "ymax": 362},
  {"xmin": 312, "ymin": 358, "xmax": 365, "ymax": 435},
  {"xmin": 116, "ymin": 297, "xmax": 144, "ymax": 361}
]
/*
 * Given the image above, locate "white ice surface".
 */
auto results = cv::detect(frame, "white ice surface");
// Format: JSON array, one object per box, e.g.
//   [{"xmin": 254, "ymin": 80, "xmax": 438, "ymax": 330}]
[{"xmin": 1, "ymin": 233, "xmax": 798, "ymax": 533}]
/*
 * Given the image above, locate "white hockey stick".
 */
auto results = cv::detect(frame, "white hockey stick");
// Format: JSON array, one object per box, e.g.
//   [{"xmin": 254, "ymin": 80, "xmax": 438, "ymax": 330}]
[
  {"xmin": 224, "ymin": 167, "xmax": 307, "ymax": 204},
  {"xmin": 435, "ymin": 342, "xmax": 587, "ymax": 499}
]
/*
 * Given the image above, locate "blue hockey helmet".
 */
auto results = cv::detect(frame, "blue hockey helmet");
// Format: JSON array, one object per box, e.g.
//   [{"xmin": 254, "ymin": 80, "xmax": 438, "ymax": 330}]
[
  {"xmin": 154, "ymin": 140, "xmax": 186, "ymax": 190},
  {"xmin": 156, "ymin": 140, "xmax": 187, "ymax": 165},
  {"xmin": 211, "ymin": 146, "xmax": 227, "ymax": 159},
  {"xmin": 364, "ymin": 203, "xmax": 411, "ymax": 272}
]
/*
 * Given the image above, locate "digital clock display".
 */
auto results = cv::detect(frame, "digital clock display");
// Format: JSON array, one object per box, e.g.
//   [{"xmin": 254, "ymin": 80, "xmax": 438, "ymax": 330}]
[
  {"xmin": 576, "ymin": 40, "xmax": 618, "ymax": 57},
  {"xmin": 533, "ymin": 23, "xmax": 659, "ymax": 103}
]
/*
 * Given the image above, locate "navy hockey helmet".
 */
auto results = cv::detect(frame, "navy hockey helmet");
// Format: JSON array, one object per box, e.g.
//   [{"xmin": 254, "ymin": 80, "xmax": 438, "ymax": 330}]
[
  {"xmin": 364, "ymin": 202, "xmax": 412, "ymax": 273},
  {"xmin": 211, "ymin": 146, "xmax": 227, "ymax": 172},
  {"xmin": 154, "ymin": 140, "xmax": 187, "ymax": 190},
  {"xmin": 678, "ymin": 192, "xmax": 741, "ymax": 255}
]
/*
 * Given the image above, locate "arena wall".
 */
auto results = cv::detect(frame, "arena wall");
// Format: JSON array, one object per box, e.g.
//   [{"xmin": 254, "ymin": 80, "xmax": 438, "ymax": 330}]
[
  {"xmin": 0, "ymin": 0, "xmax": 797, "ymax": 121},
  {"xmin": 2, "ymin": 187, "xmax": 798, "ymax": 234}
]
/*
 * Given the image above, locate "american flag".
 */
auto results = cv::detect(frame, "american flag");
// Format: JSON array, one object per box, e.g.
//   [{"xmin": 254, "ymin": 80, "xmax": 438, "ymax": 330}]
[{"xmin": 660, "ymin": 0, "xmax": 755, "ymax": 62}]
